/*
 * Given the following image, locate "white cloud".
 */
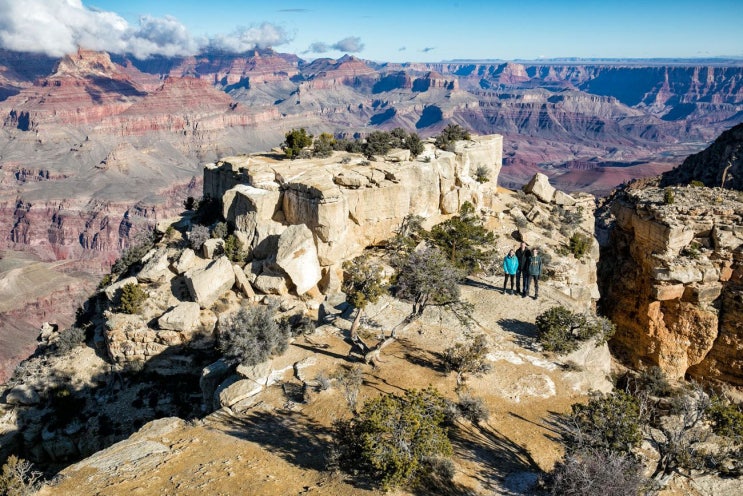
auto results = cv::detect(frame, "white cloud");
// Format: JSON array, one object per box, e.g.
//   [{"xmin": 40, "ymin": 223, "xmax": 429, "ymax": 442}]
[
  {"xmin": 0, "ymin": 0, "xmax": 290, "ymax": 58},
  {"xmin": 208, "ymin": 23, "xmax": 290, "ymax": 53},
  {"xmin": 332, "ymin": 36, "xmax": 364, "ymax": 53}
]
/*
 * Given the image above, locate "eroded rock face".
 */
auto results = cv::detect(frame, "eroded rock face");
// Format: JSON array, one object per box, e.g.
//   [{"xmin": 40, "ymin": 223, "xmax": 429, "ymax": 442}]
[
  {"xmin": 599, "ymin": 184, "xmax": 743, "ymax": 384},
  {"xmin": 209, "ymin": 135, "xmax": 503, "ymax": 273}
]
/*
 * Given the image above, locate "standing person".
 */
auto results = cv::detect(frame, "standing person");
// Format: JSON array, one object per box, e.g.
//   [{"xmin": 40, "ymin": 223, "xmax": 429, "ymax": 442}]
[
  {"xmin": 515, "ymin": 242, "xmax": 531, "ymax": 296},
  {"xmin": 527, "ymin": 247, "xmax": 543, "ymax": 299},
  {"xmin": 502, "ymin": 249, "xmax": 518, "ymax": 294}
]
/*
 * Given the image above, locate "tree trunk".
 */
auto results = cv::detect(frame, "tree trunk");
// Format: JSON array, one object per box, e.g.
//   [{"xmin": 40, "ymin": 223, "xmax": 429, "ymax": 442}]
[{"xmin": 350, "ymin": 308, "xmax": 363, "ymax": 340}]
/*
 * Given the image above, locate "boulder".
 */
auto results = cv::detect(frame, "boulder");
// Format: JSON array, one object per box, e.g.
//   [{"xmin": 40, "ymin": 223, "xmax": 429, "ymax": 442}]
[
  {"xmin": 653, "ymin": 284, "xmax": 686, "ymax": 301},
  {"xmin": 223, "ymin": 184, "xmax": 282, "ymax": 233},
  {"xmin": 158, "ymin": 302, "xmax": 201, "ymax": 332},
  {"xmin": 524, "ymin": 173, "xmax": 556, "ymax": 203},
  {"xmin": 275, "ymin": 224, "xmax": 322, "ymax": 295},
  {"xmin": 103, "ymin": 276, "xmax": 138, "ymax": 301},
  {"xmin": 233, "ymin": 264, "xmax": 256, "ymax": 299},
  {"xmin": 202, "ymin": 238, "xmax": 225, "ymax": 259},
  {"xmin": 136, "ymin": 247, "xmax": 173, "ymax": 284},
  {"xmin": 216, "ymin": 378, "xmax": 263, "ymax": 409},
  {"xmin": 184, "ymin": 256, "xmax": 236, "ymax": 308},
  {"xmin": 553, "ymin": 190, "xmax": 577, "ymax": 206},
  {"xmin": 253, "ymin": 268, "xmax": 291, "ymax": 295},
  {"xmin": 199, "ymin": 359, "xmax": 233, "ymax": 409},
  {"xmin": 172, "ymin": 248, "xmax": 199, "ymax": 274}
]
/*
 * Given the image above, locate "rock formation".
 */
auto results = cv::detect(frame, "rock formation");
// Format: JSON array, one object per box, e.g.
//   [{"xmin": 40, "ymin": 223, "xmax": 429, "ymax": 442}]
[{"xmin": 599, "ymin": 183, "xmax": 743, "ymax": 384}]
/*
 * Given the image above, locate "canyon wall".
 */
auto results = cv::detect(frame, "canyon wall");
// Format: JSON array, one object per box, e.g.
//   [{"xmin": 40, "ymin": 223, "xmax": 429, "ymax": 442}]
[{"xmin": 598, "ymin": 184, "xmax": 743, "ymax": 385}]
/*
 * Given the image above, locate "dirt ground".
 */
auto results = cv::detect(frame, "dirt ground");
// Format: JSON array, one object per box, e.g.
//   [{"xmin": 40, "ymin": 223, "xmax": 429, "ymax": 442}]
[{"xmin": 45, "ymin": 276, "xmax": 608, "ymax": 496}]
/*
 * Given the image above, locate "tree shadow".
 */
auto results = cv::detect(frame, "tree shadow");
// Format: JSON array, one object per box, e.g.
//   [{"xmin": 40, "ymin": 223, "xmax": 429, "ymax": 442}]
[
  {"xmin": 397, "ymin": 338, "xmax": 449, "ymax": 374},
  {"xmin": 497, "ymin": 318, "xmax": 539, "ymax": 351},
  {"xmin": 464, "ymin": 276, "xmax": 501, "ymax": 292},
  {"xmin": 450, "ymin": 420, "xmax": 544, "ymax": 495},
  {"xmin": 218, "ymin": 409, "xmax": 335, "ymax": 473}
]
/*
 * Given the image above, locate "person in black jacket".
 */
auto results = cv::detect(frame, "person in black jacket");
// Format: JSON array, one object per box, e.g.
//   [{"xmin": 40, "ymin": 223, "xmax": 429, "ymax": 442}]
[
  {"xmin": 526, "ymin": 247, "xmax": 543, "ymax": 299},
  {"xmin": 515, "ymin": 242, "xmax": 530, "ymax": 296}
]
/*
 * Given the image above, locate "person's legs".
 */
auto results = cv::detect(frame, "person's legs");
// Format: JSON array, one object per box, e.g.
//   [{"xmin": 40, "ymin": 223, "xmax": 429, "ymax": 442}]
[
  {"xmin": 516, "ymin": 270, "xmax": 522, "ymax": 293},
  {"xmin": 508, "ymin": 274, "xmax": 515, "ymax": 291},
  {"xmin": 532, "ymin": 275, "xmax": 539, "ymax": 298},
  {"xmin": 503, "ymin": 274, "xmax": 509, "ymax": 293},
  {"xmin": 522, "ymin": 272, "xmax": 530, "ymax": 297}
]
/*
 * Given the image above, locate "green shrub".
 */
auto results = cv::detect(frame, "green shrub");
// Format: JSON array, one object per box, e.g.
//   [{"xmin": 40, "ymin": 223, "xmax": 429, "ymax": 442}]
[
  {"xmin": 335, "ymin": 388, "xmax": 453, "ymax": 489},
  {"xmin": 474, "ymin": 165, "xmax": 490, "ymax": 183},
  {"xmin": 690, "ymin": 180, "xmax": 705, "ymax": 187},
  {"xmin": 211, "ymin": 221, "xmax": 228, "ymax": 240},
  {"xmin": 564, "ymin": 390, "xmax": 643, "ymax": 455},
  {"xmin": 223, "ymin": 234, "xmax": 247, "ymax": 263},
  {"xmin": 663, "ymin": 187, "xmax": 675, "ymax": 204},
  {"xmin": 568, "ymin": 232, "xmax": 591, "ymax": 258},
  {"xmin": 707, "ymin": 396, "xmax": 743, "ymax": 440},
  {"xmin": 428, "ymin": 201, "xmax": 496, "ymax": 273},
  {"xmin": 313, "ymin": 132, "xmax": 335, "ymax": 158},
  {"xmin": 218, "ymin": 306, "xmax": 290, "ymax": 367},
  {"xmin": 283, "ymin": 128, "xmax": 313, "ymax": 159},
  {"xmin": 119, "ymin": 283, "xmax": 147, "ymax": 314},
  {"xmin": 535, "ymin": 306, "xmax": 609, "ymax": 354},
  {"xmin": 434, "ymin": 124, "xmax": 471, "ymax": 150}
]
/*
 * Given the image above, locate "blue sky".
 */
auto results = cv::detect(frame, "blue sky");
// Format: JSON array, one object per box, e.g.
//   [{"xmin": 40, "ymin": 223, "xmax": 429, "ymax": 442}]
[{"xmin": 2, "ymin": 1, "xmax": 741, "ymax": 61}]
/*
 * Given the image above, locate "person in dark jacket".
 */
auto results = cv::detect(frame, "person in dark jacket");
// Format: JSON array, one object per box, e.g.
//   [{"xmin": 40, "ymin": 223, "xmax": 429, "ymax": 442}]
[
  {"xmin": 525, "ymin": 247, "xmax": 543, "ymax": 299},
  {"xmin": 515, "ymin": 242, "xmax": 530, "ymax": 296},
  {"xmin": 502, "ymin": 249, "xmax": 518, "ymax": 294}
]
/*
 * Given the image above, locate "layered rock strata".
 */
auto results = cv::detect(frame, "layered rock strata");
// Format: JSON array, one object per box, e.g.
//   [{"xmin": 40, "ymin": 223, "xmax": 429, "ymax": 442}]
[{"xmin": 599, "ymin": 184, "xmax": 743, "ymax": 384}]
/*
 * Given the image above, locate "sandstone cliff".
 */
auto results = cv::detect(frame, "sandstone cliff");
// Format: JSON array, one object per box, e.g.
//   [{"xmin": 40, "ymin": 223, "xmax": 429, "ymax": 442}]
[{"xmin": 599, "ymin": 183, "xmax": 743, "ymax": 385}]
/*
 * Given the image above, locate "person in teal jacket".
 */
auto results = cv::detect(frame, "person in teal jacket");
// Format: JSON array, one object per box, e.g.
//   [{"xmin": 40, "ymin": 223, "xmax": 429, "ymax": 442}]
[{"xmin": 502, "ymin": 249, "xmax": 519, "ymax": 295}]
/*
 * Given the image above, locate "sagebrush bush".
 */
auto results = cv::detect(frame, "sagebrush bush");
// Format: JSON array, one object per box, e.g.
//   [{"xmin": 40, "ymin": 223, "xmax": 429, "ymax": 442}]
[
  {"xmin": 118, "ymin": 283, "xmax": 147, "ymax": 314},
  {"xmin": 457, "ymin": 394, "xmax": 490, "ymax": 424},
  {"xmin": 334, "ymin": 387, "xmax": 453, "ymax": 489},
  {"xmin": 55, "ymin": 326, "xmax": 86, "ymax": 354},
  {"xmin": 188, "ymin": 224, "xmax": 210, "ymax": 251},
  {"xmin": 442, "ymin": 334, "xmax": 491, "ymax": 382},
  {"xmin": 0, "ymin": 455, "xmax": 43, "ymax": 496},
  {"xmin": 548, "ymin": 448, "xmax": 649, "ymax": 496},
  {"xmin": 218, "ymin": 306, "xmax": 290, "ymax": 367}
]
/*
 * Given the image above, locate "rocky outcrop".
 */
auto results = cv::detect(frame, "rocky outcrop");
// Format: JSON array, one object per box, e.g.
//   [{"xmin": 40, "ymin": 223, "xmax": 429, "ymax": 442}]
[
  {"xmin": 213, "ymin": 135, "xmax": 503, "ymax": 275},
  {"xmin": 599, "ymin": 184, "xmax": 743, "ymax": 384},
  {"xmin": 661, "ymin": 122, "xmax": 743, "ymax": 191}
]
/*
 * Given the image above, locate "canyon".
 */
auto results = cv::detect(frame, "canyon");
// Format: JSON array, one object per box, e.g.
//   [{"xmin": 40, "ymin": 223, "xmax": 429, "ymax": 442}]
[{"xmin": 0, "ymin": 47, "xmax": 741, "ymax": 383}]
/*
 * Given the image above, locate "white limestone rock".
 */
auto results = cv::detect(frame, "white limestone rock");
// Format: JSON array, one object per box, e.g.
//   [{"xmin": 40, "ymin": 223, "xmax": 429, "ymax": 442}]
[
  {"xmin": 158, "ymin": 302, "xmax": 201, "ymax": 332},
  {"xmin": 202, "ymin": 238, "xmax": 225, "ymax": 259},
  {"xmin": 554, "ymin": 190, "xmax": 577, "ymax": 206},
  {"xmin": 524, "ymin": 173, "xmax": 556, "ymax": 203},
  {"xmin": 184, "ymin": 256, "xmax": 236, "ymax": 308},
  {"xmin": 136, "ymin": 247, "xmax": 174, "ymax": 284},
  {"xmin": 275, "ymin": 224, "xmax": 322, "ymax": 295}
]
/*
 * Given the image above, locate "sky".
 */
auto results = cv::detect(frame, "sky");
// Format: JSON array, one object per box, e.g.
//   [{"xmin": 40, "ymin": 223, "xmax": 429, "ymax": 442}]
[{"xmin": 0, "ymin": 0, "xmax": 741, "ymax": 62}]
